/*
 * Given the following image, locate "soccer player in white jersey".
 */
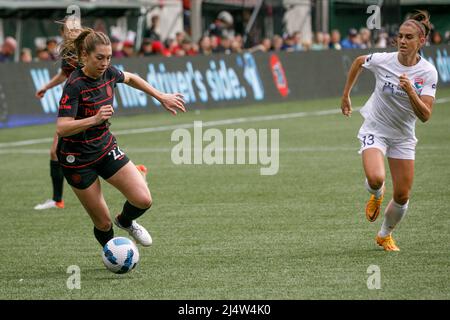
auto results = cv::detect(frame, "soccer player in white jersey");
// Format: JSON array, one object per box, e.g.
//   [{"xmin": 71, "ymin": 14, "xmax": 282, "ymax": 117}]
[{"xmin": 341, "ymin": 10, "xmax": 438, "ymax": 251}]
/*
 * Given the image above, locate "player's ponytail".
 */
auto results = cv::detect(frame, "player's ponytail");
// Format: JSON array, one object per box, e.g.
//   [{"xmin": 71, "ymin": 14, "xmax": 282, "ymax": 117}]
[
  {"xmin": 405, "ymin": 10, "xmax": 432, "ymax": 38},
  {"xmin": 59, "ymin": 27, "xmax": 88, "ymax": 66},
  {"xmin": 60, "ymin": 28, "xmax": 111, "ymax": 66}
]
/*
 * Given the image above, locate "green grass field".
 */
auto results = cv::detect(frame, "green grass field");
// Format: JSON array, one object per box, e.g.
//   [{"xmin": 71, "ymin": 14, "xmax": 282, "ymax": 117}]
[{"xmin": 1, "ymin": 89, "xmax": 449, "ymax": 300}]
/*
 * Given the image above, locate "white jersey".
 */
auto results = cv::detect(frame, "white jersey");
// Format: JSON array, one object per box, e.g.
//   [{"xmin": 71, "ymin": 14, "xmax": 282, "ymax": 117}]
[{"xmin": 360, "ymin": 51, "xmax": 438, "ymax": 139}]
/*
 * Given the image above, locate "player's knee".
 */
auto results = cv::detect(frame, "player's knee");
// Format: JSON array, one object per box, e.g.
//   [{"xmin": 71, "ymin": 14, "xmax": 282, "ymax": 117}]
[
  {"xmin": 367, "ymin": 175, "xmax": 384, "ymax": 190},
  {"xmin": 96, "ymin": 220, "xmax": 112, "ymax": 232},
  {"xmin": 134, "ymin": 193, "xmax": 152, "ymax": 209},
  {"xmin": 393, "ymin": 192, "xmax": 409, "ymax": 206}
]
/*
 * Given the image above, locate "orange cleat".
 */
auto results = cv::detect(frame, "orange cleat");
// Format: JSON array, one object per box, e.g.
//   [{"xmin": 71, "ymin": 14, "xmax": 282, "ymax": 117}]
[
  {"xmin": 366, "ymin": 192, "xmax": 384, "ymax": 222},
  {"xmin": 34, "ymin": 199, "xmax": 64, "ymax": 210},
  {"xmin": 376, "ymin": 234, "xmax": 400, "ymax": 251},
  {"xmin": 135, "ymin": 164, "xmax": 148, "ymax": 175},
  {"xmin": 135, "ymin": 164, "xmax": 148, "ymax": 185},
  {"xmin": 55, "ymin": 200, "xmax": 65, "ymax": 209}
]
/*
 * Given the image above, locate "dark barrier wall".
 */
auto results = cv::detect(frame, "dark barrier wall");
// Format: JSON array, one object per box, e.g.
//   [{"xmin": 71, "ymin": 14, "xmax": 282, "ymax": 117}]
[{"xmin": 1, "ymin": 45, "xmax": 449, "ymax": 128}]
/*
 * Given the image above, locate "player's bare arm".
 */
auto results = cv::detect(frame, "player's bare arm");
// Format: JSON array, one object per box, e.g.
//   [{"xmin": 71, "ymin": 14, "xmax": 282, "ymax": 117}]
[
  {"xmin": 56, "ymin": 105, "xmax": 114, "ymax": 137},
  {"xmin": 341, "ymin": 55, "xmax": 367, "ymax": 117},
  {"xmin": 399, "ymin": 73, "xmax": 434, "ymax": 122},
  {"xmin": 35, "ymin": 71, "xmax": 67, "ymax": 98},
  {"xmin": 123, "ymin": 71, "xmax": 186, "ymax": 115}
]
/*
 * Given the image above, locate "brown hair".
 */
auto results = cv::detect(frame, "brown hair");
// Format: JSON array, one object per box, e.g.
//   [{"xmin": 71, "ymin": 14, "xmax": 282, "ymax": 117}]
[
  {"xmin": 403, "ymin": 10, "xmax": 432, "ymax": 38},
  {"xmin": 60, "ymin": 28, "xmax": 111, "ymax": 66}
]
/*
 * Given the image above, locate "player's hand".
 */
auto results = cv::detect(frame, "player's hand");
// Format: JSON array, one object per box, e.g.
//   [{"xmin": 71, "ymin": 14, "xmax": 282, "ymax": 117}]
[
  {"xmin": 399, "ymin": 73, "xmax": 414, "ymax": 95},
  {"xmin": 341, "ymin": 95, "xmax": 352, "ymax": 117},
  {"xmin": 160, "ymin": 93, "xmax": 186, "ymax": 116},
  {"xmin": 95, "ymin": 105, "xmax": 114, "ymax": 124},
  {"xmin": 36, "ymin": 88, "xmax": 47, "ymax": 99}
]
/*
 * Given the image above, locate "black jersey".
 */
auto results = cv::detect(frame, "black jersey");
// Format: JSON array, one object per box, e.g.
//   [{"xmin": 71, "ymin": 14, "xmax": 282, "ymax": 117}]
[{"xmin": 57, "ymin": 65, "xmax": 125, "ymax": 169}]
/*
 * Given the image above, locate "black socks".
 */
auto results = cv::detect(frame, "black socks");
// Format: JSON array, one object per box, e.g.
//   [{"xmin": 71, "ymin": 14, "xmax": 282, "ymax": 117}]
[
  {"xmin": 94, "ymin": 201, "xmax": 151, "ymax": 246},
  {"xmin": 50, "ymin": 160, "xmax": 64, "ymax": 202},
  {"xmin": 117, "ymin": 201, "xmax": 150, "ymax": 228},
  {"xmin": 94, "ymin": 226, "xmax": 114, "ymax": 247}
]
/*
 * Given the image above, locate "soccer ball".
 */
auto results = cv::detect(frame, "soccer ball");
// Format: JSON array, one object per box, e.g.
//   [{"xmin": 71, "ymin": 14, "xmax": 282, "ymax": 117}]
[{"xmin": 102, "ymin": 237, "xmax": 140, "ymax": 274}]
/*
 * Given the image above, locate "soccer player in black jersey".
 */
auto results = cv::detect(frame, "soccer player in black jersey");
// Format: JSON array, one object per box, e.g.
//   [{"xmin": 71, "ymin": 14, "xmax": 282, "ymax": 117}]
[
  {"xmin": 34, "ymin": 17, "xmax": 147, "ymax": 210},
  {"xmin": 34, "ymin": 16, "xmax": 82, "ymax": 210},
  {"xmin": 56, "ymin": 28, "xmax": 186, "ymax": 247}
]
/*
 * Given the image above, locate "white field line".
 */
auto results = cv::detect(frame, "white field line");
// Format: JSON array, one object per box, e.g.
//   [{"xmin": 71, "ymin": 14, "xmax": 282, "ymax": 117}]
[
  {"xmin": 0, "ymin": 108, "xmax": 347, "ymax": 149},
  {"xmin": 1, "ymin": 96, "xmax": 449, "ymax": 149},
  {"xmin": 1, "ymin": 145, "xmax": 448, "ymax": 155}
]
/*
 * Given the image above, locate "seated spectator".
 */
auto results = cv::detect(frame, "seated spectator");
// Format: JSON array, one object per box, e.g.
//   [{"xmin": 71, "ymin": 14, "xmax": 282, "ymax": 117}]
[
  {"xmin": 215, "ymin": 36, "xmax": 233, "ymax": 54},
  {"xmin": 170, "ymin": 31, "xmax": 185, "ymax": 56},
  {"xmin": 46, "ymin": 38, "xmax": 59, "ymax": 60},
  {"xmin": 231, "ymin": 38, "xmax": 243, "ymax": 53},
  {"xmin": 111, "ymin": 36, "xmax": 125, "ymax": 59},
  {"xmin": 234, "ymin": 34, "xmax": 244, "ymax": 49},
  {"xmin": 210, "ymin": 35, "xmax": 220, "ymax": 52},
  {"xmin": 359, "ymin": 28, "xmax": 372, "ymax": 49},
  {"xmin": 198, "ymin": 35, "xmax": 213, "ymax": 55},
  {"xmin": 138, "ymin": 39, "xmax": 153, "ymax": 57},
  {"xmin": 214, "ymin": 35, "xmax": 232, "ymax": 54},
  {"xmin": 374, "ymin": 29, "xmax": 388, "ymax": 48},
  {"xmin": 329, "ymin": 29, "xmax": 342, "ymax": 50},
  {"xmin": 341, "ymin": 28, "xmax": 362, "ymax": 49},
  {"xmin": 322, "ymin": 32, "xmax": 331, "ymax": 49},
  {"xmin": 292, "ymin": 31, "xmax": 304, "ymax": 51},
  {"xmin": 0, "ymin": 36, "xmax": 17, "ymax": 63},
  {"xmin": 282, "ymin": 35, "xmax": 296, "ymax": 52},
  {"xmin": 261, "ymin": 38, "xmax": 272, "ymax": 51},
  {"xmin": 181, "ymin": 37, "xmax": 197, "ymax": 56},
  {"xmin": 311, "ymin": 32, "xmax": 326, "ymax": 50},
  {"xmin": 152, "ymin": 41, "xmax": 171, "ymax": 57},
  {"xmin": 272, "ymin": 35, "xmax": 284, "ymax": 52},
  {"xmin": 165, "ymin": 38, "xmax": 178, "ymax": 55},
  {"xmin": 20, "ymin": 48, "xmax": 32, "ymax": 63},
  {"xmin": 302, "ymin": 39, "xmax": 312, "ymax": 51},
  {"xmin": 36, "ymin": 48, "xmax": 52, "ymax": 61},
  {"xmin": 121, "ymin": 40, "xmax": 135, "ymax": 58}
]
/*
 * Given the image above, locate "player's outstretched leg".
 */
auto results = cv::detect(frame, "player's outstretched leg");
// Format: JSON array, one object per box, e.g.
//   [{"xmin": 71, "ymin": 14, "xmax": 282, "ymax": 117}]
[
  {"xmin": 114, "ymin": 202, "xmax": 152, "ymax": 246},
  {"xmin": 107, "ymin": 162, "xmax": 152, "ymax": 246}
]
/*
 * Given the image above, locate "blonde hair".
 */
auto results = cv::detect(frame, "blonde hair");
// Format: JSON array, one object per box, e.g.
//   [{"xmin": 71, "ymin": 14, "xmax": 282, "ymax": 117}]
[{"xmin": 60, "ymin": 28, "xmax": 111, "ymax": 66}]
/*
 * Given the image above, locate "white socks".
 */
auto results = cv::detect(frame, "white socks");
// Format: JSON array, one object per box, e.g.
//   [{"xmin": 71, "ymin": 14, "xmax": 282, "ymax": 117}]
[
  {"xmin": 378, "ymin": 199, "xmax": 409, "ymax": 238},
  {"xmin": 365, "ymin": 179, "xmax": 384, "ymax": 199}
]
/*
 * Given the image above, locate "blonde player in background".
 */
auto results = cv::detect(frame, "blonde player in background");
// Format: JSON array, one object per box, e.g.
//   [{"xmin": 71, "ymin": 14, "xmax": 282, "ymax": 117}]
[
  {"xmin": 34, "ymin": 16, "xmax": 82, "ymax": 210},
  {"xmin": 341, "ymin": 10, "xmax": 438, "ymax": 251}
]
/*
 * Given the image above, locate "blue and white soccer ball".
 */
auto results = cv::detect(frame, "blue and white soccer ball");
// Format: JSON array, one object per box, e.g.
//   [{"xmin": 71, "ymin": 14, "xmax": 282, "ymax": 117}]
[{"xmin": 102, "ymin": 237, "xmax": 140, "ymax": 274}]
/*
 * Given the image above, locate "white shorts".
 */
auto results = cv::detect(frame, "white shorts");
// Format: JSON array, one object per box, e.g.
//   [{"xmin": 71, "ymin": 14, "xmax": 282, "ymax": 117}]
[{"xmin": 357, "ymin": 130, "xmax": 417, "ymax": 160}]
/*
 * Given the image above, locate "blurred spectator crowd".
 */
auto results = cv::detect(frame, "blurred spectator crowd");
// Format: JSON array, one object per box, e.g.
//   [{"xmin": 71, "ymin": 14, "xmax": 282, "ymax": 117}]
[{"xmin": 1, "ymin": 10, "xmax": 450, "ymax": 64}]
